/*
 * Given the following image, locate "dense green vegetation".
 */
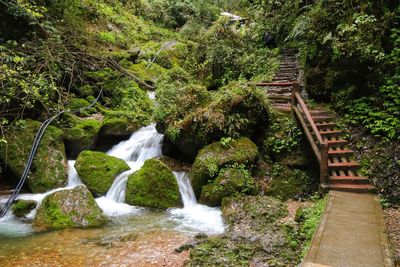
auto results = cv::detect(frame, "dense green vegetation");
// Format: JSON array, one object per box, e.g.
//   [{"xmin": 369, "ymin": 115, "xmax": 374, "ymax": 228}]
[{"xmin": 0, "ymin": 0, "xmax": 399, "ymax": 265}]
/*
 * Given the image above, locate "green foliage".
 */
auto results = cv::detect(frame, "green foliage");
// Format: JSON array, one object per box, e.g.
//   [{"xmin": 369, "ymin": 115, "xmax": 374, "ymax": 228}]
[
  {"xmin": 220, "ymin": 137, "xmax": 234, "ymax": 149},
  {"xmin": 264, "ymin": 115, "xmax": 303, "ymax": 154},
  {"xmin": 342, "ymin": 9, "xmax": 400, "ymax": 139}
]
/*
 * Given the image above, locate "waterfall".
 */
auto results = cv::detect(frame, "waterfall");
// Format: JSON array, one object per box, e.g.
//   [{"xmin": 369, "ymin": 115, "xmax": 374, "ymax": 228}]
[
  {"xmin": 170, "ymin": 172, "xmax": 225, "ymax": 234},
  {"xmin": 67, "ymin": 160, "xmax": 82, "ymax": 187},
  {"xmin": 95, "ymin": 124, "xmax": 164, "ymax": 216},
  {"xmin": 173, "ymin": 172, "xmax": 196, "ymax": 208}
]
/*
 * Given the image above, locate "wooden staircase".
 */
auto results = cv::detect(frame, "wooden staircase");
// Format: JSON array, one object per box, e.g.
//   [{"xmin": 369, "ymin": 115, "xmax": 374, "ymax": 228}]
[
  {"xmin": 257, "ymin": 48, "xmax": 299, "ymax": 112},
  {"xmin": 256, "ymin": 49, "xmax": 376, "ymax": 194}
]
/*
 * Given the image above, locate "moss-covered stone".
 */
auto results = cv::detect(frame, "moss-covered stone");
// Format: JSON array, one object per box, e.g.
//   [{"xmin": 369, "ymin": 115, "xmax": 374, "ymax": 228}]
[
  {"xmin": 99, "ymin": 117, "xmax": 141, "ymax": 137},
  {"xmin": 75, "ymin": 151, "xmax": 130, "ymax": 196},
  {"xmin": 266, "ymin": 164, "xmax": 314, "ymax": 201},
  {"xmin": 0, "ymin": 120, "xmax": 68, "ymax": 193},
  {"xmin": 67, "ymin": 98, "xmax": 96, "ymax": 117},
  {"xmin": 187, "ymin": 196, "xmax": 303, "ymax": 266},
  {"xmin": 63, "ymin": 114, "xmax": 103, "ymax": 158},
  {"xmin": 11, "ymin": 199, "xmax": 37, "ymax": 218},
  {"xmin": 189, "ymin": 137, "xmax": 259, "ymax": 197},
  {"xmin": 199, "ymin": 167, "xmax": 257, "ymax": 207},
  {"xmin": 156, "ymin": 82, "xmax": 270, "ymax": 160},
  {"xmin": 125, "ymin": 159, "xmax": 182, "ymax": 209},
  {"xmin": 33, "ymin": 185, "xmax": 105, "ymax": 230}
]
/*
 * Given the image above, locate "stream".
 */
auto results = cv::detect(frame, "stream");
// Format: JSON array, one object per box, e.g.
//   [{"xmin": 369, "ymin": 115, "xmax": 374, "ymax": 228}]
[{"xmin": 0, "ymin": 112, "xmax": 224, "ymax": 266}]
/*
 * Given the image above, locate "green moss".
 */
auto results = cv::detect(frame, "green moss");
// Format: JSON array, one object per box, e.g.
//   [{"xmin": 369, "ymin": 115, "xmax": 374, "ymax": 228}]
[
  {"xmin": 266, "ymin": 164, "xmax": 314, "ymax": 201},
  {"xmin": 67, "ymin": 98, "xmax": 96, "ymax": 117},
  {"xmin": 190, "ymin": 137, "xmax": 259, "ymax": 197},
  {"xmin": 75, "ymin": 151, "xmax": 130, "ymax": 196},
  {"xmin": 63, "ymin": 116, "xmax": 102, "ymax": 156},
  {"xmin": 199, "ymin": 166, "xmax": 257, "ymax": 207},
  {"xmin": 34, "ymin": 185, "xmax": 105, "ymax": 230},
  {"xmin": 11, "ymin": 200, "xmax": 37, "ymax": 218},
  {"xmin": 299, "ymin": 196, "xmax": 327, "ymax": 256},
  {"xmin": 0, "ymin": 120, "xmax": 68, "ymax": 193},
  {"xmin": 125, "ymin": 159, "xmax": 182, "ymax": 209},
  {"xmin": 100, "ymin": 117, "xmax": 141, "ymax": 137}
]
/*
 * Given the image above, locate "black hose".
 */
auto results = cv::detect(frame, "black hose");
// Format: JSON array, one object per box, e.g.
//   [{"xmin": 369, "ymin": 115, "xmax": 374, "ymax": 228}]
[{"xmin": 0, "ymin": 89, "xmax": 103, "ymax": 218}]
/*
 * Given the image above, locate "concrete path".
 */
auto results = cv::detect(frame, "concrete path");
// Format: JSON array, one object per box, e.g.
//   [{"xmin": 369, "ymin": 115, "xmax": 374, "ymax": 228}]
[{"xmin": 302, "ymin": 191, "xmax": 394, "ymax": 267}]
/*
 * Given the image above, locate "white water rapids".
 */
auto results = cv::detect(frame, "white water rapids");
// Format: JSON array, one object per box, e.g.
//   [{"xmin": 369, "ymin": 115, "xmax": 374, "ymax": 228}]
[{"xmin": 0, "ymin": 123, "xmax": 224, "ymax": 236}]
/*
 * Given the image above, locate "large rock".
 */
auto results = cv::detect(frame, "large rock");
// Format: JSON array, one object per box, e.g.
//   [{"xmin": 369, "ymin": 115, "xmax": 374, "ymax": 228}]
[
  {"xmin": 34, "ymin": 185, "xmax": 105, "ymax": 230},
  {"xmin": 11, "ymin": 199, "xmax": 37, "ymax": 218},
  {"xmin": 126, "ymin": 159, "xmax": 182, "ymax": 209},
  {"xmin": 156, "ymin": 82, "xmax": 270, "ymax": 160},
  {"xmin": 0, "ymin": 119, "xmax": 68, "ymax": 193},
  {"xmin": 199, "ymin": 167, "xmax": 257, "ymax": 207},
  {"xmin": 75, "ymin": 151, "xmax": 130, "ymax": 196},
  {"xmin": 189, "ymin": 137, "xmax": 259, "ymax": 197},
  {"xmin": 63, "ymin": 114, "xmax": 103, "ymax": 158},
  {"xmin": 99, "ymin": 117, "xmax": 141, "ymax": 138}
]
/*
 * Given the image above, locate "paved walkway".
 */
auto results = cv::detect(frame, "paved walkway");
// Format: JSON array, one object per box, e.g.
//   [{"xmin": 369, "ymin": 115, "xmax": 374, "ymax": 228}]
[{"xmin": 302, "ymin": 191, "xmax": 394, "ymax": 267}]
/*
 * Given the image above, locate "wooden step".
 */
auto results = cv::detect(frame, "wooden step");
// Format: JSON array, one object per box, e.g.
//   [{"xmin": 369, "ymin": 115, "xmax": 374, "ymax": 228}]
[
  {"xmin": 320, "ymin": 183, "xmax": 376, "ymax": 194},
  {"xmin": 325, "ymin": 139, "xmax": 348, "ymax": 146},
  {"xmin": 267, "ymin": 88, "xmax": 291, "ymax": 94},
  {"xmin": 328, "ymin": 161, "xmax": 360, "ymax": 170},
  {"xmin": 316, "ymin": 122, "xmax": 337, "ymax": 129},
  {"xmin": 328, "ymin": 149, "xmax": 354, "ymax": 157},
  {"xmin": 320, "ymin": 130, "xmax": 342, "ymax": 137},
  {"xmin": 271, "ymin": 104, "xmax": 291, "ymax": 112},
  {"xmin": 267, "ymin": 95, "xmax": 291, "ymax": 100},
  {"xmin": 310, "ymin": 110, "xmax": 330, "ymax": 116},
  {"xmin": 329, "ymin": 175, "xmax": 370, "ymax": 184},
  {"xmin": 312, "ymin": 115, "xmax": 334, "ymax": 122}
]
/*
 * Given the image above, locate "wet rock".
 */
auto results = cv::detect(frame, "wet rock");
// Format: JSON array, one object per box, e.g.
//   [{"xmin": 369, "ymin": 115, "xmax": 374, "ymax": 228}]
[
  {"xmin": 0, "ymin": 119, "xmax": 68, "ymax": 193},
  {"xmin": 99, "ymin": 117, "xmax": 141, "ymax": 138},
  {"xmin": 199, "ymin": 167, "xmax": 257, "ymax": 207},
  {"xmin": 125, "ymin": 159, "xmax": 182, "ymax": 209},
  {"xmin": 34, "ymin": 185, "xmax": 105, "ymax": 230},
  {"xmin": 189, "ymin": 137, "xmax": 258, "ymax": 197},
  {"xmin": 75, "ymin": 151, "xmax": 130, "ymax": 196},
  {"xmin": 63, "ymin": 113, "xmax": 103, "ymax": 158},
  {"xmin": 11, "ymin": 199, "xmax": 37, "ymax": 218}
]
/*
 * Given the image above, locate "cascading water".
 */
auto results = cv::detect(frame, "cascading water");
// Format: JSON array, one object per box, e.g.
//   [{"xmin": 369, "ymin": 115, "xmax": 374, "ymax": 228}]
[
  {"xmin": 0, "ymin": 123, "xmax": 224, "ymax": 236},
  {"xmin": 173, "ymin": 172, "xmax": 197, "ymax": 208},
  {"xmin": 95, "ymin": 124, "xmax": 164, "ymax": 216},
  {"xmin": 170, "ymin": 172, "xmax": 225, "ymax": 234},
  {"xmin": 67, "ymin": 160, "xmax": 82, "ymax": 187}
]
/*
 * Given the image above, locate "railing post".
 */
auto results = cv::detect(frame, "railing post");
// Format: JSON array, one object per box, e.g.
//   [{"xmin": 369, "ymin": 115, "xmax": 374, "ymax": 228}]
[
  {"xmin": 291, "ymin": 82, "xmax": 300, "ymax": 106},
  {"xmin": 320, "ymin": 143, "xmax": 329, "ymax": 184}
]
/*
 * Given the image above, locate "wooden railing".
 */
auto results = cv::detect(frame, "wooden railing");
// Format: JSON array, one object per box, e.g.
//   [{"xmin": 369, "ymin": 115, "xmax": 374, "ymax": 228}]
[{"xmin": 290, "ymin": 83, "xmax": 329, "ymax": 184}]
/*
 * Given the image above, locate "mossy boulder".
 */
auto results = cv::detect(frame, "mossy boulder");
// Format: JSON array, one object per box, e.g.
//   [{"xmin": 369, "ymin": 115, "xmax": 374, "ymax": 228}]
[
  {"xmin": 156, "ymin": 82, "xmax": 270, "ymax": 160},
  {"xmin": 99, "ymin": 117, "xmax": 141, "ymax": 138},
  {"xmin": 0, "ymin": 120, "xmax": 68, "ymax": 193},
  {"xmin": 63, "ymin": 114, "xmax": 103, "ymax": 158},
  {"xmin": 266, "ymin": 164, "xmax": 315, "ymax": 201},
  {"xmin": 125, "ymin": 159, "xmax": 182, "ymax": 209},
  {"xmin": 189, "ymin": 137, "xmax": 259, "ymax": 197},
  {"xmin": 33, "ymin": 185, "xmax": 105, "ymax": 230},
  {"xmin": 199, "ymin": 167, "xmax": 257, "ymax": 207},
  {"xmin": 11, "ymin": 199, "xmax": 37, "ymax": 218},
  {"xmin": 75, "ymin": 151, "xmax": 130, "ymax": 196}
]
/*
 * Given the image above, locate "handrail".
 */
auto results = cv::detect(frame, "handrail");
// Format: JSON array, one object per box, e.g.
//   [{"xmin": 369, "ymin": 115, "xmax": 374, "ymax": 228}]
[
  {"xmin": 291, "ymin": 88, "xmax": 329, "ymax": 184},
  {"xmin": 294, "ymin": 91, "xmax": 324, "ymax": 145},
  {"xmin": 293, "ymin": 106, "xmax": 321, "ymax": 163}
]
